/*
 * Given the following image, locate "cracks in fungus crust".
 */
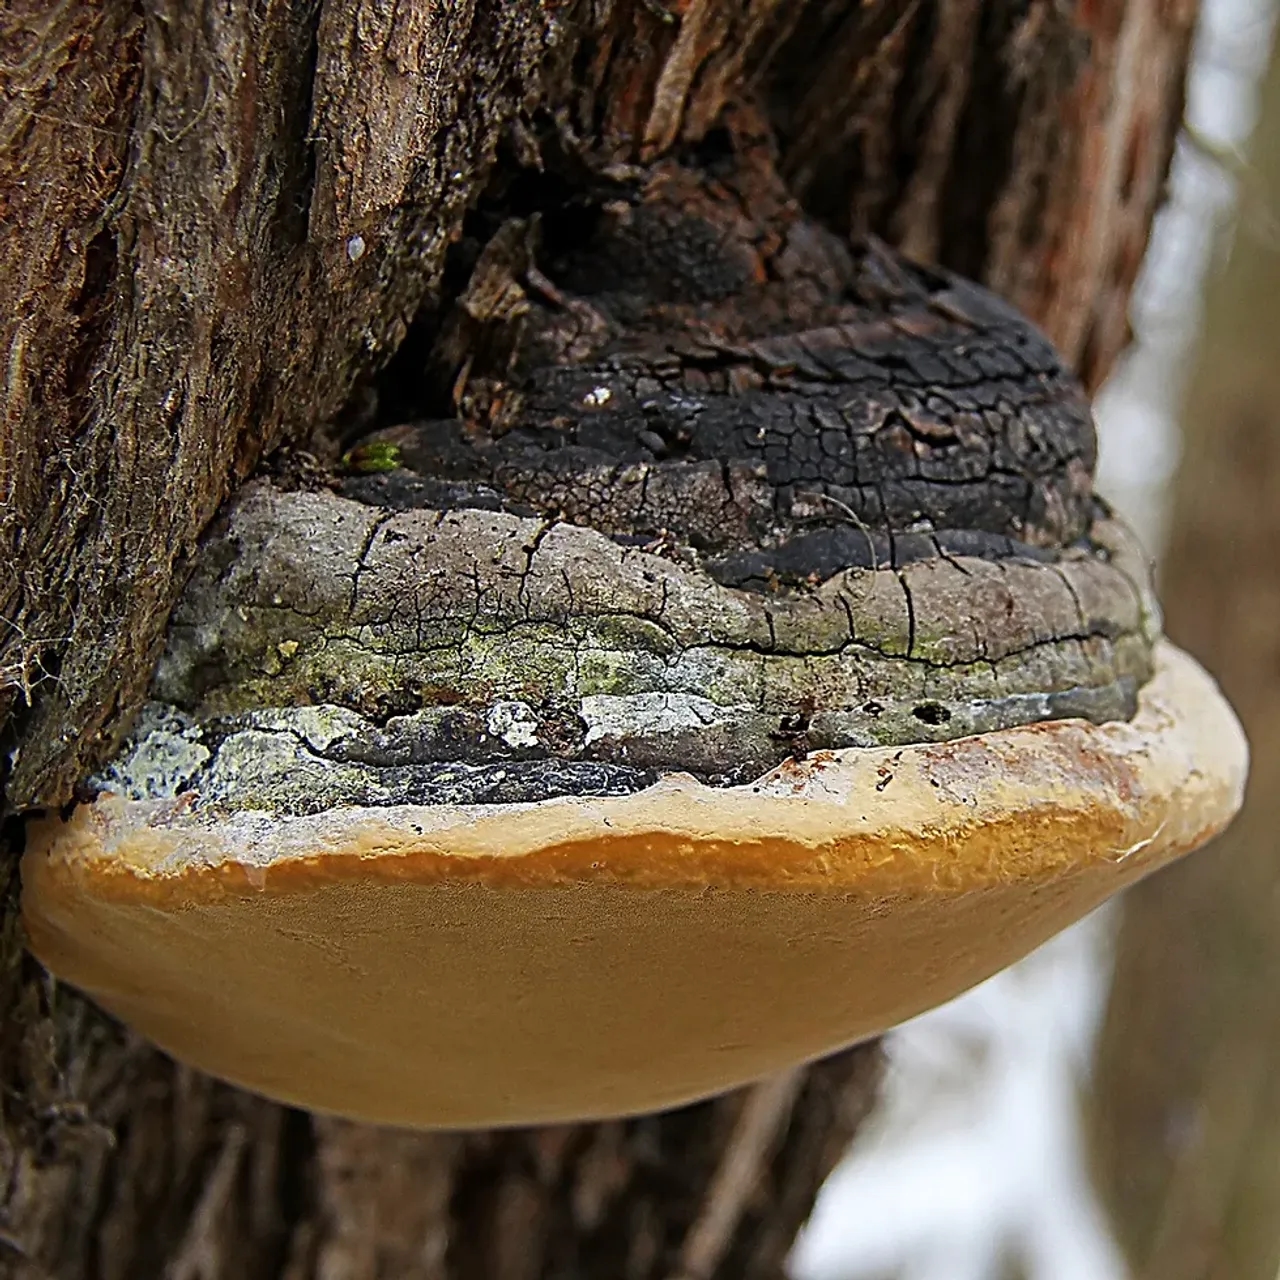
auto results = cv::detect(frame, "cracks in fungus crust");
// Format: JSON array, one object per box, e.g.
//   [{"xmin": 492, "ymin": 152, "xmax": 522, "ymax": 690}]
[{"xmin": 108, "ymin": 118, "xmax": 1161, "ymax": 813}]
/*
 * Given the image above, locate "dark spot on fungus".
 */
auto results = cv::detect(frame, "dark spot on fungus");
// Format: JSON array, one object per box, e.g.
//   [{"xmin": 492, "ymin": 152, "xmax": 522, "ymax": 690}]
[{"xmin": 912, "ymin": 703, "xmax": 952, "ymax": 726}]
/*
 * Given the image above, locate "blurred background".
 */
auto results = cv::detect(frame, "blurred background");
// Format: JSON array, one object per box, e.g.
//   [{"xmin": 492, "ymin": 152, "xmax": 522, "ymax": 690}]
[{"xmin": 791, "ymin": 0, "xmax": 1280, "ymax": 1276}]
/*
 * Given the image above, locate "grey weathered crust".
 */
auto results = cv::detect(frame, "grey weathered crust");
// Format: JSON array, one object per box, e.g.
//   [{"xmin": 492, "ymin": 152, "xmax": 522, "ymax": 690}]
[{"xmin": 92, "ymin": 480, "xmax": 1162, "ymax": 813}]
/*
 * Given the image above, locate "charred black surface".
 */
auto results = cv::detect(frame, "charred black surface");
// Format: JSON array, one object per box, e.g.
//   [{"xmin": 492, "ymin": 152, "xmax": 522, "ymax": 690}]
[{"xmin": 345, "ymin": 144, "xmax": 1097, "ymax": 590}]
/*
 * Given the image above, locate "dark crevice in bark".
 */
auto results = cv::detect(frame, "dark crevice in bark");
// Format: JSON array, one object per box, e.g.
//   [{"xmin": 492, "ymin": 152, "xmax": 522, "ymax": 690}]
[
  {"xmin": 763, "ymin": 0, "xmax": 921, "ymax": 233},
  {"xmin": 65, "ymin": 230, "xmax": 121, "ymax": 412},
  {"xmin": 954, "ymin": 5, "xmax": 1076, "ymax": 282},
  {"xmin": 933, "ymin": 3, "xmax": 1026, "ymax": 281},
  {"xmin": 888, "ymin": 0, "xmax": 944, "ymax": 202},
  {"xmin": 366, "ymin": 141, "xmax": 612, "ymax": 436},
  {"xmin": 279, "ymin": 2, "xmax": 324, "ymax": 252}
]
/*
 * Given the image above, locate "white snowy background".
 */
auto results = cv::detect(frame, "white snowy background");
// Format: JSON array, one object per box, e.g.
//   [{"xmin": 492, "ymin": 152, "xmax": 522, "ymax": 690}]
[{"xmin": 790, "ymin": 3, "xmax": 1278, "ymax": 1276}]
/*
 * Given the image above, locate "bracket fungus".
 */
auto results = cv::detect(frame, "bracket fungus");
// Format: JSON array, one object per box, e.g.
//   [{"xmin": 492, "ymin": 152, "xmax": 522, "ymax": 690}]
[{"xmin": 21, "ymin": 148, "xmax": 1246, "ymax": 1129}]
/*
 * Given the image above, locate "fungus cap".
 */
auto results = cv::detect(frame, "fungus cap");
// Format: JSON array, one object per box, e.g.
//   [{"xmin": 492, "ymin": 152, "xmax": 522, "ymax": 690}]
[{"xmin": 22, "ymin": 641, "xmax": 1244, "ymax": 1129}]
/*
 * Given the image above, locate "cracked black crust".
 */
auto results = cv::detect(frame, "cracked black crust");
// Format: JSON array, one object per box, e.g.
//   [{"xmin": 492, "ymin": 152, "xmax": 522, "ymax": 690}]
[{"xmin": 347, "ymin": 163, "xmax": 1095, "ymax": 589}]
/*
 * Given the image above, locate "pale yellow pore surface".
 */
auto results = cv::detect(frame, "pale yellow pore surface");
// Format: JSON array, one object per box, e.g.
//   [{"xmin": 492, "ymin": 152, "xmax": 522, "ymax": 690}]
[{"xmin": 22, "ymin": 643, "xmax": 1246, "ymax": 1128}]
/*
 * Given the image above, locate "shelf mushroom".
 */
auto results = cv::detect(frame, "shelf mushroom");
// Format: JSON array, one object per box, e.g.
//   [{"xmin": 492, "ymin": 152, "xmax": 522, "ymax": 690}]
[
  {"xmin": 20, "ymin": 492, "xmax": 1245, "ymax": 1128},
  {"xmin": 20, "ymin": 160, "xmax": 1248, "ymax": 1128}
]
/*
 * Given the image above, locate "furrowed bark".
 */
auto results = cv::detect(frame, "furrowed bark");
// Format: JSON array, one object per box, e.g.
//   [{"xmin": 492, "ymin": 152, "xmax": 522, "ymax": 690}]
[{"xmin": 1, "ymin": 2, "xmax": 1195, "ymax": 1276}]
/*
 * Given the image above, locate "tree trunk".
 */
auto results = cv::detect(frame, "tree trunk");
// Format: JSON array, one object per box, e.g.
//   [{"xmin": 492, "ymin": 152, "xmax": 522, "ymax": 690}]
[
  {"xmin": 1087, "ymin": 25, "xmax": 1280, "ymax": 1280},
  {"xmin": 1, "ymin": 2, "xmax": 1195, "ymax": 1276}
]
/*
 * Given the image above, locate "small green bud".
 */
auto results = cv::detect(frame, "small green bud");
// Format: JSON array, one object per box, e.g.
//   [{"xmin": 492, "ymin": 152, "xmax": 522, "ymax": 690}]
[{"xmin": 341, "ymin": 442, "xmax": 403, "ymax": 474}]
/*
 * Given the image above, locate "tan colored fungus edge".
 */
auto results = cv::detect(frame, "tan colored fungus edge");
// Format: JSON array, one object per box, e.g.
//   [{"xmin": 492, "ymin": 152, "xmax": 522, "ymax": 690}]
[{"xmin": 21, "ymin": 642, "xmax": 1246, "ymax": 1129}]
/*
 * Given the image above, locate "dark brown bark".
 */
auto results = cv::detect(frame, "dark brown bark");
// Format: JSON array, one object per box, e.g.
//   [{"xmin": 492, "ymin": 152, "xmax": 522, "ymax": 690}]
[{"xmin": 2, "ymin": 2, "xmax": 1195, "ymax": 1277}]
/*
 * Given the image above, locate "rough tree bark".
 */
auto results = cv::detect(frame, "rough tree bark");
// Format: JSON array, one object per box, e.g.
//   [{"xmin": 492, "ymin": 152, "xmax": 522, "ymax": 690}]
[{"xmin": 1, "ymin": 2, "xmax": 1194, "ymax": 1277}]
